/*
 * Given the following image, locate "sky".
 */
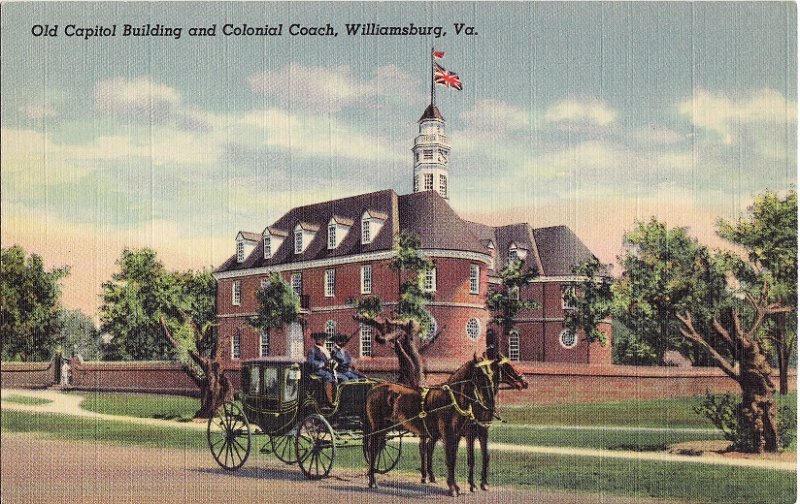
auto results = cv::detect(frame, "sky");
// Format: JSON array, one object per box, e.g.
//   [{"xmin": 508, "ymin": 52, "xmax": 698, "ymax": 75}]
[{"xmin": 1, "ymin": 2, "xmax": 797, "ymax": 318}]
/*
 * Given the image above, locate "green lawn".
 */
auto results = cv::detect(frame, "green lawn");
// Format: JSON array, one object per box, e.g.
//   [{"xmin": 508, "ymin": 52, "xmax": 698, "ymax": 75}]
[
  {"xmin": 79, "ymin": 392, "xmax": 197, "ymax": 422},
  {"xmin": 493, "ymin": 424, "xmax": 723, "ymax": 451},
  {"xmin": 498, "ymin": 392, "xmax": 798, "ymax": 429},
  {"xmin": 1, "ymin": 394, "xmax": 52, "ymax": 406},
  {"xmin": 3, "ymin": 410, "xmax": 794, "ymax": 504}
]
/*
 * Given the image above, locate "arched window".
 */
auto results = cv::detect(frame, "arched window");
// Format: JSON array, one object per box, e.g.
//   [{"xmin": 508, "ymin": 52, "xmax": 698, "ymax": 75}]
[
  {"xmin": 231, "ymin": 331, "xmax": 241, "ymax": 360},
  {"xmin": 508, "ymin": 330, "xmax": 520, "ymax": 361},
  {"xmin": 259, "ymin": 331, "xmax": 270, "ymax": 357},
  {"xmin": 324, "ymin": 320, "xmax": 336, "ymax": 352}
]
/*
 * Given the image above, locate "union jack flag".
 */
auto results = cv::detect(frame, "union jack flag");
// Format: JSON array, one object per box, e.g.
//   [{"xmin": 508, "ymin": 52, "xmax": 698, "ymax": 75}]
[{"xmin": 434, "ymin": 62, "xmax": 463, "ymax": 91}]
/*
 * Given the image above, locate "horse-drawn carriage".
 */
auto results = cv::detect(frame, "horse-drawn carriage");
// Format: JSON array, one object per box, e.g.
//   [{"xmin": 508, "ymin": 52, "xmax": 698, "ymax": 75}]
[
  {"xmin": 206, "ymin": 356, "xmax": 402, "ymax": 479},
  {"xmin": 207, "ymin": 354, "xmax": 527, "ymax": 493}
]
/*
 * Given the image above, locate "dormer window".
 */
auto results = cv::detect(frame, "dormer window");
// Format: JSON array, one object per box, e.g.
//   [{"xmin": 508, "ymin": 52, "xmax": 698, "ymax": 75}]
[
  {"xmin": 263, "ymin": 236, "xmax": 271, "ymax": 259},
  {"xmin": 507, "ymin": 243, "xmax": 527, "ymax": 264},
  {"xmin": 361, "ymin": 210, "xmax": 387, "ymax": 245},
  {"xmin": 235, "ymin": 231, "xmax": 258, "ymax": 263},
  {"xmin": 294, "ymin": 228, "xmax": 303, "ymax": 254},
  {"xmin": 328, "ymin": 224, "xmax": 336, "ymax": 249},
  {"xmin": 362, "ymin": 219, "xmax": 371, "ymax": 244},
  {"xmin": 236, "ymin": 240, "xmax": 245, "ymax": 263},
  {"xmin": 327, "ymin": 216, "xmax": 352, "ymax": 250}
]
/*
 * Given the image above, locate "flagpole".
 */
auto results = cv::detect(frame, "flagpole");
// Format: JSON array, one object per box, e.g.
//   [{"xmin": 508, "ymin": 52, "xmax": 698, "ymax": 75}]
[{"xmin": 430, "ymin": 47, "xmax": 436, "ymax": 107}]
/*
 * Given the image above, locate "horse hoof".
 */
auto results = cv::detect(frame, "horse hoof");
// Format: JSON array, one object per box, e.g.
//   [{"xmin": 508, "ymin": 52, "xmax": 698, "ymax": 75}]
[
  {"xmin": 481, "ymin": 483, "xmax": 489, "ymax": 491},
  {"xmin": 469, "ymin": 484, "xmax": 477, "ymax": 493},
  {"xmin": 429, "ymin": 477, "xmax": 436, "ymax": 484}
]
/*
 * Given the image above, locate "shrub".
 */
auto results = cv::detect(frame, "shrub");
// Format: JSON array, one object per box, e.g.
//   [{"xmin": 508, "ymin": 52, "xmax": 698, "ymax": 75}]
[{"xmin": 695, "ymin": 393, "xmax": 796, "ymax": 452}]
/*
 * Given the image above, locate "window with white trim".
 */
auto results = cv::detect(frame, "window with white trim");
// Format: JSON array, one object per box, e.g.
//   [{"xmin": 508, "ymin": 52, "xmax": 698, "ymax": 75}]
[
  {"xmin": 260, "ymin": 277, "xmax": 270, "ymax": 289},
  {"xmin": 231, "ymin": 332, "xmax": 241, "ymax": 360},
  {"xmin": 508, "ymin": 247, "xmax": 519, "ymax": 264},
  {"xmin": 263, "ymin": 236, "xmax": 271, "ymax": 259},
  {"xmin": 236, "ymin": 241, "xmax": 245, "ymax": 263},
  {"xmin": 291, "ymin": 272, "xmax": 302, "ymax": 296},
  {"xmin": 559, "ymin": 329, "xmax": 578, "ymax": 349},
  {"xmin": 328, "ymin": 224, "xmax": 337, "ymax": 249},
  {"xmin": 324, "ymin": 320, "xmax": 336, "ymax": 352},
  {"xmin": 469, "ymin": 264, "xmax": 480, "ymax": 294},
  {"xmin": 466, "ymin": 318, "xmax": 480, "ymax": 340},
  {"xmin": 426, "ymin": 316, "xmax": 438, "ymax": 340},
  {"xmin": 508, "ymin": 330, "xmax": 520, "ymax": 361},
  {"xmin": 361, "ymin": 265, "xmax": 372, "ymax": 294},
  {"xmin": 562, "ymin": 285, "xmax": 577, "ymax": 309},
  {"xmin": 259, "ymin": 331, "xmax": 270, "ymax": 357},
  {"xmin": 294, "ymin": 228, "xmax": 303, "ymax": 254},
  {"xmin": 510, "ymin": 286, "xmax": 520, "ymax": 301},
  {"xmin": 232, "ymin": 280, "xmax": 241, "ymax": 306},
  {"xmin": 360, "ymin": 323, "xmax": 372, "ymax": 357},
  {"xmin": 423, "ymin": 267, "xmax": 437, "ymax": 292},
  {"xmin": 361, "ymin": 219, "xmax": 371, "ymax": 244},
  {"xmin": 424, "ymin": 173, "xmax": 434, "ymax": 191},
  {"xmin": 439, "ymin": 174, "xmax": 447, "ymax": 198},
  {"xmin": 325, "ymin": 269, "xmax": 336, "ymax": 297}
]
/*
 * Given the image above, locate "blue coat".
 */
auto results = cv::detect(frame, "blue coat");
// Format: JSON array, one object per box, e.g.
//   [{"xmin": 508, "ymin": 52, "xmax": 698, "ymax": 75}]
[
  {"xmin": 332, "ymin": 345, "xmax": 365, "ymax": 381},
  {"xmin": 307, "ymin": 345, "xmax": 336, "ymax": 383}
]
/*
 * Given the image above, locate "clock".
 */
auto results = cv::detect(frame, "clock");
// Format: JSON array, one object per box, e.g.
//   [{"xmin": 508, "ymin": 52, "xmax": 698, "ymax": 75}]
[{"xmin": 438, "ymin": 152, "xmax": 448, "ymax": 163}]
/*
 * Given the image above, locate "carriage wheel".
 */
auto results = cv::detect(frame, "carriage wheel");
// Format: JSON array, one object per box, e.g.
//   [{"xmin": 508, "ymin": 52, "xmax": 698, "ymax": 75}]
[
  {"xmin": 270, "ymin": 433, "xmax": 297, "ymax": 464},
  {"xmin": 295, "ymin": 414, "xmax": 335, "ymax": 479},
  {"xmin": 363, "ymin": 428, "xmax": 403, "ymax": 474},
  {"xmin": 207, "ymin": 401, "xmax": 251, "ymax": 471}
]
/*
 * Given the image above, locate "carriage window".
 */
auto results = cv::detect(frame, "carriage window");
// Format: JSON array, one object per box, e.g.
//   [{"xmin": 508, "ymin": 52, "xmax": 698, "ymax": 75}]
[
  {"xmin": 248, "ymin": 366, "xmax": 260, "ymax": 395},
  {"xmin": 263, "ymin": 368, "xmax": 279, "ymax": 398},
  {"xmin": 284, "ymin": 367, "xmax": 300, "ymax": 402}
]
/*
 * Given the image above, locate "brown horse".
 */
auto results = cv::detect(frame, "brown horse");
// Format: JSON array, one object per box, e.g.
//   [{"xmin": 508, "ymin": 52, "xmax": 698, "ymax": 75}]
[
  {"xmin": 465, "ymin": 355, "xmax": 528, "ymax": 492},
  {"xmin": 364, "ymin": 355, "xmax": 495, "ymax": 496},
  {"xmin": 419, "ymin": 355, "xmax": 528, "ymax": 491}
]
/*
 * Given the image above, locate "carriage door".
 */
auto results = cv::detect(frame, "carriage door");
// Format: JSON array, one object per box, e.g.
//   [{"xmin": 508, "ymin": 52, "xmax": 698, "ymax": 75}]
[{"xmin": 287, "ymin": 322, "xmax": 304, "ymax": 359}]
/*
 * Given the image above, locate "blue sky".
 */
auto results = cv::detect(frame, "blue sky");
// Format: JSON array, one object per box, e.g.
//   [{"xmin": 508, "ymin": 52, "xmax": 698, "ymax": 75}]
[{"xmin": 1, "ymin": 2, "xmax": 796, "ymax": 316}]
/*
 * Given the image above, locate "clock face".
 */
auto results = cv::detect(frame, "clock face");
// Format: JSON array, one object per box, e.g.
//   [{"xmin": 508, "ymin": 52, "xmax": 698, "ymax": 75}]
[{"xmin": 438, "ymin": 152, "xmax": 448, "ymax": 163}]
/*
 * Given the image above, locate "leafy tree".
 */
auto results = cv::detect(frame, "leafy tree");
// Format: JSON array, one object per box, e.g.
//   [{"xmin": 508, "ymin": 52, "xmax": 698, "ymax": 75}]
[
  {"xmin": 610, "ymin": 320, "xmax": 658, "ymax": 366},
  {"xmin": 353, "ymin": 232, "xmax": 433, "ymax": 388},
  {"xmin": 617, "ymin": 219, "xmax": 790, "ymax": 453},
  {"xmin": 248, "ymin": 272, "xmax": 302, "ymax": 350},
  {"xmin": 612, "ymin": 219, "xmax": 727, "ymax": 364},
  {"xmin": 100, "ymin": 248, "xmax": 181, "ymax": 360},
  {"xmin": 717, "ymin": 189, "xmax": 797, "ymax": 394},
  {"xmin": 57, "ymin": 309, "xmax": 101, "ymax": 361},
  {"xmin": 1, "ymin": 246, "xmax": 69, "ymax": 361},
  {"xmin": 562, "ymin": 257, "xmax": 612, "ymax": 346},
  {"xmin": 486, "ymin": 259, "xmax": 538, "ymax": 346}
]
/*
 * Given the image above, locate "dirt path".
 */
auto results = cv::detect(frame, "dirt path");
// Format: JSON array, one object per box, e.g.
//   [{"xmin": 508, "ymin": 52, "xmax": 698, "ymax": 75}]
[
  {"xmin": 2, "ymin": 434, "xmax": 684, "ymax": 504},
  {"xmin": 2, "ymin": 388, "xmax": 796, "ymax": 472}
]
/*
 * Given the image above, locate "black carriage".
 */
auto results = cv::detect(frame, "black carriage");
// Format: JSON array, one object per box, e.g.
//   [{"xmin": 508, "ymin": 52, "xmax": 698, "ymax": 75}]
[{"xmin": 207, "ymin": 356, "xmax": 403, "ymax": 479}]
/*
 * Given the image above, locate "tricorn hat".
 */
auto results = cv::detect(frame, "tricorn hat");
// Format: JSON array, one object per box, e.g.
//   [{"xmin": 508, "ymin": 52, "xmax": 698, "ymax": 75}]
[
  {"xmin": 332, "ymin": 332, "xmax": 349, "ymax": 344},
  {"xmin": 311, "ymin": 332, "xmax": 328, "ymax": 341}
]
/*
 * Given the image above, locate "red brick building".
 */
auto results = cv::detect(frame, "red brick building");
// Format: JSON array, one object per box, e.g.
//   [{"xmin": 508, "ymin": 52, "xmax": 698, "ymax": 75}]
[{"xmin": 213, "ymin": 105, "xmax": 611, "ymax": 367}]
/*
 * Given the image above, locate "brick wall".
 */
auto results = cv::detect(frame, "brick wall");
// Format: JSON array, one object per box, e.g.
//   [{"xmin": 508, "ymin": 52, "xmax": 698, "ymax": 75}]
[
  {"xmin": 0, "ymin": 361, "xmax": 57, "ymax": 388},
  {"xmin": 5, "ymin": 358, "xmax": 793, "ymax": 405}
]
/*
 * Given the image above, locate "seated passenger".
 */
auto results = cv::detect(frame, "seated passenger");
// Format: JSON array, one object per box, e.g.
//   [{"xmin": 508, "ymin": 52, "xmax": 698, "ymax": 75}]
[
  {"xmin": 307, "ymin": 332, "xmax": 336, "ymax": 383},
  {"xmin": 331, "ymin": 333, "xmax": 366, "ymax": 382}
]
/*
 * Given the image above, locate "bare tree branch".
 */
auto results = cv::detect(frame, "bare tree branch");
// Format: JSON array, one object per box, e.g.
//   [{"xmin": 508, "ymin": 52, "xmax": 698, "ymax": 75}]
[{"xmin": 676, "ymin": 312, "xmax": 738, "ymax": 380}]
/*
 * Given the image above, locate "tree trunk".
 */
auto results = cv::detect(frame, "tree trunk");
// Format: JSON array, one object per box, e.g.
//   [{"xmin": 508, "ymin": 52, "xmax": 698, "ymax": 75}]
[
  {"xmin": 738, "ymin": 341, "xmax": 779, "ymax": 453},
  {"xmin": 776, "ymin": 312, "xmax": 789, "ymax": 395},
  {"xmin": 194, "ymin": 360, "xmax": 234, "ymax": 418}
]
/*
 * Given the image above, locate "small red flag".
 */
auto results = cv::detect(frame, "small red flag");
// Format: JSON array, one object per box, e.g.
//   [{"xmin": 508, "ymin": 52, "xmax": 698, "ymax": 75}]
[{"xmin": 433, "ymin": 50, "xmax": 445, "ymax": 59}]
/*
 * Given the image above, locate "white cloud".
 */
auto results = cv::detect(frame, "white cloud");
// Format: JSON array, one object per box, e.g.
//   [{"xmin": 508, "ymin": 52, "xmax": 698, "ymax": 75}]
[
  {"xmin": 678, "ymin": 88, "xmax": 796, "ymax": 144},
  {"xmin": 247, "ymin": 64, "xmax": 419, "ymax": 112},
  {"xmin": 94, "ymin": 76, "xmax": 181, "ymax": 117},
  {"xmin": 544, "ymin": 98, "xmax": 617, "ymax": 126},
  {"xmin": 460, "ymin": 99, "xmax": 529, "ymax": 135},
  {"xmin": 18, "ymin": 104, "xmax": 58, "ymax": 119}
]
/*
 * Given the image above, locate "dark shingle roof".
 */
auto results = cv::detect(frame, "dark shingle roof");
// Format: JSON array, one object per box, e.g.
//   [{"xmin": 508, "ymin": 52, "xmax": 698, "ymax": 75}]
[
  {"xmin": 419, "ymin": 104, "xmax": 444, "ymax": 122},
  {"xmin": 533, "ymin": 226, "xmax": 596, "ymax": 276},
  {"xmin": 217, "ymin": 189, "xmax": 599, "ymax": 278},
  {"xmin": 398, "ymin": 191, "xmax": 486, "ymax": 254}
]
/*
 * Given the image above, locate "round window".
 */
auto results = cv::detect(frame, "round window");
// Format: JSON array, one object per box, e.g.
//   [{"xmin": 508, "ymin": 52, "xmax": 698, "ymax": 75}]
[
  {"xmin": 559, "ymin": 329, "xmax": 577, "ymax": 349},
  {"xmin": 466, "ymin": 318, "xmax": 480, "ymax": 341}
]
